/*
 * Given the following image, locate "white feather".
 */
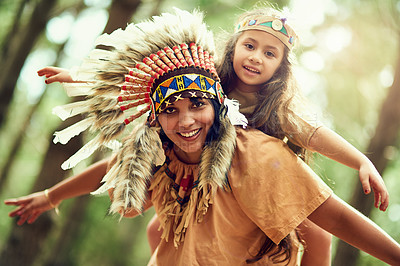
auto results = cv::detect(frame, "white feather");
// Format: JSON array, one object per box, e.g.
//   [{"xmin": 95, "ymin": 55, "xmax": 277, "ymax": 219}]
[
  {"xmin": 70, "ymin": 65, "xmax": 97, "ymax": 82},
  {"xmin": 61, "ymin": 136, "xmax": 100, "ymax": 170},
  {"xmin": 62, "ymin": 83, "xmax": 92, "ymax": 97},
  {"xmin": 87, "ymin": 49, "xmax": 115, "ymax": 60},
  {"xmin": 53, "ymin": 118, "xmax": 92, "ymax": 145},
  {"xmin": 52, "ymin": 101, "xmax": 88, "ymax": 121},
  {"xmin": 91, "ymin": 163, "xmax": 121, "ymax": 195},
  {"xmin": 95, "ymin": 29, "xmax": 128, "ymax": 50},
  {"xmin": 224, "ymin": 98, "xmax": 248, "ymax": 127},
  {"xmin": 104, "ymin": 139, "xmax": 122, "ymax": 151}
]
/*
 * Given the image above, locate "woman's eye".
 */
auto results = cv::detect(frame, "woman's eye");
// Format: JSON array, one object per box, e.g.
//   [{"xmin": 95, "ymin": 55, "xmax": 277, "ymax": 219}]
[
  {"xmin": 192, "ymin": 101, "xmax": 205, "ymax": 108},
  {"xmin": 163, "ymin": 107, "xmax": 176, "ymax": 114}
]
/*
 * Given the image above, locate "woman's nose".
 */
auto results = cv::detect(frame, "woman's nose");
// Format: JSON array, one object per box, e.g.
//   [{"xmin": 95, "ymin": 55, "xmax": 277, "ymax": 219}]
[{"xmin": 179, "ymin": 111, "xmax": 195, "ymax": 127}]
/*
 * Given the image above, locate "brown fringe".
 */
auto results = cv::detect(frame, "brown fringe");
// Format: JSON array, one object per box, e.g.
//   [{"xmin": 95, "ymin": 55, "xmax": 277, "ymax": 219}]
[
  {"xmin": 148, "ymin": 119, "xmax": 237, "ymax": 247},
  {"xmin": 149, "ymin": 167, "xmax": 217, "ymax": 247}
]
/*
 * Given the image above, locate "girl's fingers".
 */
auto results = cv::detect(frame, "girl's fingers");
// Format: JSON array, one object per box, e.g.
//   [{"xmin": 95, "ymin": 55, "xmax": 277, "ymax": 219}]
[
  {"xmin": 37, "ymin": 69, "xmax": 52, "ymax": 76},
  {"xmin": 374, "ymin": 191, "xmax": 380, "ymax": 209},
  {"xmin": 362, "ymin": 181, "xmax": 371, "ymax": 195},
  {"xmin": 37, "ymin": 67, "xmax": 57, "ymax": 75},
  {"xmin": 359, "ymin": 173, "xmax": 371, "ymax": 194},
  {"xmin": 379, "ymin": 191, "xmax": 389, "ymax": 211},
  {"xmin": 371, "ymin": 179, "xmax": 389, "ymax": 211}
]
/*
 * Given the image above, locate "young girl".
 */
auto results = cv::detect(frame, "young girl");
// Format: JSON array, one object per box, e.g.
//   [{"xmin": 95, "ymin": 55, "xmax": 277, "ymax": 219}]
[
  {"xmin": 4, "ymin": 9, "xmax": 400, "ymax": 265},
  {"xmin": 217, "ymin": 5, "xmax": 391, "ymax": 264},
  {"xmin": 35, "ymin": 5, "xmax": 387, "ymax": 265}
]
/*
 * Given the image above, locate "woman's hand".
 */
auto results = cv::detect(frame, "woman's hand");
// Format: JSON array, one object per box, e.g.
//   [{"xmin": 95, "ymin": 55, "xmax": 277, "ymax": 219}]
[
  {"xmin": 359, "ymin": 161, "xmax": 389, "ymax": 211},
  {"xmin": 37, "ymin": 66, "xmax": 74, "ymax": 84},
  {"xmin": 4, "ymin": 190, "xmax": 60, "ymax": 226}
]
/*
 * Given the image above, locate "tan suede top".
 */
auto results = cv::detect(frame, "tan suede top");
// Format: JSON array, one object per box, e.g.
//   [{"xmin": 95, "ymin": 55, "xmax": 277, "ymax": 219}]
[{"xmin": 145, "ymin": 127, "xmax": 332, "ymax": 265}]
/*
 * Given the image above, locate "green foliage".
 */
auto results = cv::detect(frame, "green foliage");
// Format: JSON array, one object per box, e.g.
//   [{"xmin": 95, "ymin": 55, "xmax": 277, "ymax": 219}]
[{"xmin": 0, "ymin": 0, "xmax": 399, "ymax": 265}]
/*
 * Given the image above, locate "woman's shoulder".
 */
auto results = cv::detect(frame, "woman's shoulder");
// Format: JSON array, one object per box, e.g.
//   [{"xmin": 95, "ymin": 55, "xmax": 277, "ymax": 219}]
[
  {"xmin": 235, "ymin": 126, "xmax": 287, "ymax": 151},
  {"xmin": 233, "ymin": 126, "xmax": 299, "ymax": 170}
]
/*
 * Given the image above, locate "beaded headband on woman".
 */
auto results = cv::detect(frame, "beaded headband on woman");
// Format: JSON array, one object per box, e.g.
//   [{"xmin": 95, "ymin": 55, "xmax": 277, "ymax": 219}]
[
  {"xmin": 235, "ymin": 15, "xmax": 298, "ymax": 49},
  {"xmin": 128, "ymin": 42, "xmax": 225, "ymax": 123}
]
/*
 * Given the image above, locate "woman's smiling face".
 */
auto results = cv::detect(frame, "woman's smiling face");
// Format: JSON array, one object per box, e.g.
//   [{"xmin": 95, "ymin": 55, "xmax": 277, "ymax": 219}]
[{"xmin": 158, "ymin": 97, "xmax": 215, "ymax": 164}]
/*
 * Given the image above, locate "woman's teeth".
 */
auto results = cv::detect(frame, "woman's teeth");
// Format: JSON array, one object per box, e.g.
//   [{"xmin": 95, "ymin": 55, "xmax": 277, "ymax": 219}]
[{"xmin": 180, "ymin": 129, "xmax": 200, "ymax": 137}]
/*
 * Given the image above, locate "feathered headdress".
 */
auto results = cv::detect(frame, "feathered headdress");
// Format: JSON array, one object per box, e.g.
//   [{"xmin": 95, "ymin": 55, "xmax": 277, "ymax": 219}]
[{"xmin": 52, "ymin": 8, "xmax": 247, "ymax": 215}]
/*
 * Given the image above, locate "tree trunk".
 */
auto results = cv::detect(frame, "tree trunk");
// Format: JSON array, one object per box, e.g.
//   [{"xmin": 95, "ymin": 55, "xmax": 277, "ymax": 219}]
[
  {"xmin": 149, "ymin": 0, "xmax": 164, "ymax": 17},
  {"xmin": 0, "ymin": 0, "xmax": 29, "ymax": 62},
  {"xmin": 104, "ymin": 0, "xmax": 141, "ymax": 34},
  {"xmin": 0, "ymin": 90, "xmax": 46, "ymax": 191},
  {"xmin": 333, "ymin": 40, "xmax": 400, "ymax": 265},
  {"xmin": 0, "ymin": 114, "xmax": 84, "ymax": 266},
  {"xmin": 42, "ymin": 195, "xmax": 91, "ymax": 266},
  {"xmin": 0, "ymin": 0, "xmax": 57, "ymax": 127}
]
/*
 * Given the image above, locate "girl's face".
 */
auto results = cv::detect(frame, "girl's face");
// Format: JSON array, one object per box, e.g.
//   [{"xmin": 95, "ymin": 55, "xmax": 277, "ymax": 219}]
[
  {"xmin": 158, "ymin": 97, "xmax": 215, "ymax": 164},
  {"xmin": 233, "ymin": 29, "xmax": 285, "ymax": 93}
]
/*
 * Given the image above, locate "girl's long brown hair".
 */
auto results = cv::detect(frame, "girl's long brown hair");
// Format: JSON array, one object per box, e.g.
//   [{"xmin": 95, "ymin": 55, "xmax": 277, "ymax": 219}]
[{"xmin": 217, "ymin": 6, "xmax": 310, "ymax": 264}]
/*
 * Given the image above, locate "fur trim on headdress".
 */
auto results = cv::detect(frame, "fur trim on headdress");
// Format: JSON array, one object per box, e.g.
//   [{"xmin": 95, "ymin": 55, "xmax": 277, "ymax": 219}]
[
  {"xmin": 92, "ymin": 124, "xmax": 164, "ymax": 213},
  {"xmin": 199, "ymin": 113, "xmax": 236, "ymax": 190}
]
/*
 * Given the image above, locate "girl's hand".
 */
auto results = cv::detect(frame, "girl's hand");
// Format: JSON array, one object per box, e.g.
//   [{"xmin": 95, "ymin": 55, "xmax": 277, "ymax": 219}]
[
  {"xmin": 4, "ymin": 191, "xmax": 60, "ymax": 226},
  {"xmin": 359, "ymin": 161, "xmax": 389, "ymax": 211},
  {"xmin": 37, "ymin": 66, "xmax": 74, "ymax": 84}
]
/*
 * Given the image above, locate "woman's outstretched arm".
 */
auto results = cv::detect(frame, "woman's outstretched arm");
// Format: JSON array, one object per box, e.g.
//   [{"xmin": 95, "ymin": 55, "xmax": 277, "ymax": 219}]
[{"xmin": 4, "ymin": 158, "xmax": 109, "ymax": 225}]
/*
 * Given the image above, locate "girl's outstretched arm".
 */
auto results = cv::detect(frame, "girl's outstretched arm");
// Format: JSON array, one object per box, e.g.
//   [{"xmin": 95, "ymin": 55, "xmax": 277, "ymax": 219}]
[
  {"xmin": 37, "ymin": 66, "xmax": 80, "ymax": 84},
  {"xmin": 308, "ymin": 194, "xmax": 400, "ymax": 265},
  {"xmin": 4, "ymin": 158, "xmax": 109, "ymax": 225},
  {"xmin": 308, "ymin": 126, "xmax": 389, "ymax": 211}
]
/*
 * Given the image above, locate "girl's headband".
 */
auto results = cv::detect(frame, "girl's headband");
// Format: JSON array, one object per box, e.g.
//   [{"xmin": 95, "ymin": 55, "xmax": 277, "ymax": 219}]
[{"xmin": 235, "ymin": 15, "xmax": 298, "ymax": 49}]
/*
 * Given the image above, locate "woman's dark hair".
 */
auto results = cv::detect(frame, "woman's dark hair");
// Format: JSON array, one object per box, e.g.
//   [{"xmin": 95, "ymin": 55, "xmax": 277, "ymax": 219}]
[
  {"xmin": 246, "ymin": 234, "xmax": 294, "ymax": 265},
  {"xmin": 159, "ymin": 97, "xmax": 221, "ymax": 148}
]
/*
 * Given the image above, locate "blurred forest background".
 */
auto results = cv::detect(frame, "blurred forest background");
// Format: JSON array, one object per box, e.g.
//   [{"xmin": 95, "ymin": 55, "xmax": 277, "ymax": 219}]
[{"xmin": 0, "ymin": 0, "xmax": 399, "ymax": 265}]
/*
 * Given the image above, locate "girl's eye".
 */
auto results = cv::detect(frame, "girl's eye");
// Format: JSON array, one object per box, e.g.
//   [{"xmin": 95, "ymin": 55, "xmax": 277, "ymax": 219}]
[
  {"xmin": 244, "ymin": 43, "xmax": 254, "ymax": 50},
  {"xmin": 265, "ymin": 51, "xmax": 275, "ymax": 57}
]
